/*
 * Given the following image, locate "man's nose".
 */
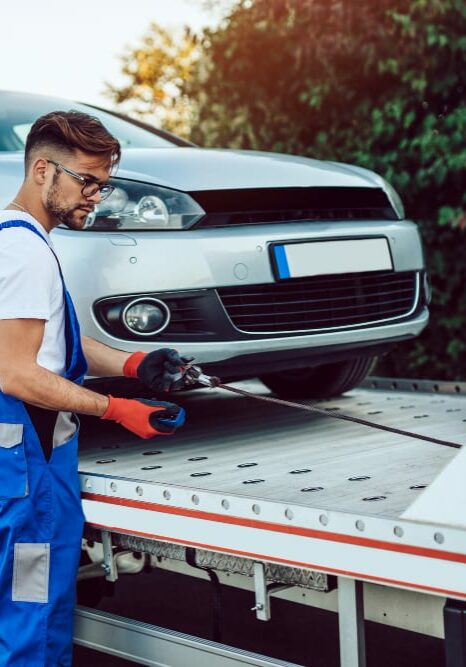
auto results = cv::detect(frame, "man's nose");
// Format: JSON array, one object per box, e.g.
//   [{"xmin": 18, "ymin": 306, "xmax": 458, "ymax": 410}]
[{"xmin": 87, "ymin": 190, "xmax": 102, "ymax": 204}]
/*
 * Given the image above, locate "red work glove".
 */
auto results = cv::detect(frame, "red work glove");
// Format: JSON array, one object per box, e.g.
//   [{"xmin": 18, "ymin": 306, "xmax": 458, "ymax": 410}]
[
  {"xmin": 123, "ymin": 348, "xmax": 199, "ymax": 392},
  {"xmin": 101, "ymin": 396, "xmax": 186, "ymax": 439}
]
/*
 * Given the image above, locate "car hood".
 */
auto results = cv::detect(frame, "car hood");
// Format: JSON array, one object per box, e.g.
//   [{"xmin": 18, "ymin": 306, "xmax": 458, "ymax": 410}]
[
  {"xmin": 0, "ymin": 148, "xmax": 385, "ymax": 201},
  {"xmin": 117, "ymin": 147, "xmax": 384, "ymax": 192}
]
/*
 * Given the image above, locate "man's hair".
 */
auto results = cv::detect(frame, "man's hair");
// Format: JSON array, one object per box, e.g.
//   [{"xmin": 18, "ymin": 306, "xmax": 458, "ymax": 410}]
[{"xmin": 25, "ymin": 110, "xmax": 121, "ymax": 172}]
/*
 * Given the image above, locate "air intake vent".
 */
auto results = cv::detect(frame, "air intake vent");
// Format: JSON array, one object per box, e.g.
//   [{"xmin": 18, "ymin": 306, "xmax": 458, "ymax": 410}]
[{"xmin": 217, "ymin": 271, "xmax": 418, "ymax": 334}]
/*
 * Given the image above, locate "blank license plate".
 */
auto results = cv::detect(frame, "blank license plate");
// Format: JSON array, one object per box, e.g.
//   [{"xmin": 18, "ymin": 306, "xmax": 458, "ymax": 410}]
[{"xmin": 273, "ymin": 238, "xmax": 392, "ymax": 279}]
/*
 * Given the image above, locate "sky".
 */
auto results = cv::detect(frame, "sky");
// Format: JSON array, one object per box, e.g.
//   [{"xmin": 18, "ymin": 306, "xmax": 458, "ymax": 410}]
[{"xmin": 0, "ymin": 0, "xmax": 227, "ymax": 109}]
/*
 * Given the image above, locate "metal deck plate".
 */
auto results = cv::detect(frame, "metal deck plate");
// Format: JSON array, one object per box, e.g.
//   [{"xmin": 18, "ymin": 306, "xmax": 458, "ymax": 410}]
[
  {"xmin": 79, "ymin": 382, "xmax": 465, "ymax": 519},
  {"xmin": 78, "ymin": 382, "xmax": 466, "ymax": 599}
]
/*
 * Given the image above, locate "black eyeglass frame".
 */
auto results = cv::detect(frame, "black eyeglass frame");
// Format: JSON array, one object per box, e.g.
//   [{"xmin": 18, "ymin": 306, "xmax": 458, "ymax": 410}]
[{"xmin": 46, "ymin": 159, "xmax": 115, "ymax": 200}]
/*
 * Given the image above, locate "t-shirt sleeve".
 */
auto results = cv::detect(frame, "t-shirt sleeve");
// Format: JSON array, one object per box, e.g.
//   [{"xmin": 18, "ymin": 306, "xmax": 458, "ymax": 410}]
[{"xmin": 0, "ymin": 234, "xmax": 56, "ymax": 321}]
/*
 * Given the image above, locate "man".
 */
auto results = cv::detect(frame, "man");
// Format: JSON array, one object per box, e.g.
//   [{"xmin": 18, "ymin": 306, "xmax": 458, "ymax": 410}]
[{"xmin": 0, "ymin": 111, "xmax": 196, "ymax": 666}]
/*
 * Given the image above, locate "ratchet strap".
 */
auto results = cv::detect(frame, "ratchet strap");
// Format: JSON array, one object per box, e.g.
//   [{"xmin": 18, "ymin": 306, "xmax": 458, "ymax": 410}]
[
  {"xmin": 213, "ymin": 381, "xmax": 463, "ymax": 450},
  {"xmin": 185, "ymin": 547, "xmax": 222, "ymax": 642}
]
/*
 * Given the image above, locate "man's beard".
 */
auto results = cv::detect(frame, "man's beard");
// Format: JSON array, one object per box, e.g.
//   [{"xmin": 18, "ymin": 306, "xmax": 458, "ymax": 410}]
[{"xmin": 46, "ymin": 183, "xmax": 92, "ymax": 231}]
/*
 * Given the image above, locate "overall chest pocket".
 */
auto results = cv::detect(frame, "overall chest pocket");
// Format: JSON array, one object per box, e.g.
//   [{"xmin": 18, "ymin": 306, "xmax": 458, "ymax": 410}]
[{"xmin": 0, "ymin": 423, "xmax": 28, "ymax": 499}]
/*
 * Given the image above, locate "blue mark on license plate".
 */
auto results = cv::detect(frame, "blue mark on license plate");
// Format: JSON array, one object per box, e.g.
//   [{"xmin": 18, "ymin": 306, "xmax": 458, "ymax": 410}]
[{"xmin": 274, "ymin": 245, "xmax": 291, "ymax": 279}]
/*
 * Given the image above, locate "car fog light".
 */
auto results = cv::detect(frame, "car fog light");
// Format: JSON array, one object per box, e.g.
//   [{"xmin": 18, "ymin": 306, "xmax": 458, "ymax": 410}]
[{"xmin": 122, "ymin": 298, "xmax": 170, "ymax": 336}]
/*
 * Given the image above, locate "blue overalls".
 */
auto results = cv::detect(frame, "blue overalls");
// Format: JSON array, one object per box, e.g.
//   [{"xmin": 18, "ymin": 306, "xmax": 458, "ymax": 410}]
[{"xmin": 0, "ymin": 220, "xmax": 88, "ymax": 666}]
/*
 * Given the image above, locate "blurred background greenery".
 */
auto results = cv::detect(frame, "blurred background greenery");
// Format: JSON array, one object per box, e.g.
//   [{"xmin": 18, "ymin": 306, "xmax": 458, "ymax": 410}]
[{"xmin": 107, "ymin": 0, "xmax": 466, "ymax": 380}]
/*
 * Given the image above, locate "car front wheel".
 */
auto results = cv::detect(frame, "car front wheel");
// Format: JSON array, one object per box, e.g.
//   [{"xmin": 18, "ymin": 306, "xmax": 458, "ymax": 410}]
[{"xmin": 259, "ymin": 356, "xmax": 376, "ymax": 399}]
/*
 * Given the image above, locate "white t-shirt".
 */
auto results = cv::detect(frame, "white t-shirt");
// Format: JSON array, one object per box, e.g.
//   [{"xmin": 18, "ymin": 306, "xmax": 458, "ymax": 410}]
[{"xmin": 0, "ymin": 210, "xmax": 66, "ymax": 376}]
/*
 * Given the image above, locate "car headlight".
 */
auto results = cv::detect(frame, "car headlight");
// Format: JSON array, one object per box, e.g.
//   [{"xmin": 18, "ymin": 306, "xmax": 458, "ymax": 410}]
[
  {"xmin": 381, "ymin": 178, "xmax": 405, "ymax": 220},
  {"xmin": 85, "ymin": 180, "xmax": 205, "ymax": 231}
]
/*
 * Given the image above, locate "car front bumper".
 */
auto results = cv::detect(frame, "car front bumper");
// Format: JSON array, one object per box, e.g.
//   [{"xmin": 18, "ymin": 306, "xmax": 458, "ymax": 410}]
[{"xmin": 52, "ymin": 218, "xmax": 427, "ymax": 366}]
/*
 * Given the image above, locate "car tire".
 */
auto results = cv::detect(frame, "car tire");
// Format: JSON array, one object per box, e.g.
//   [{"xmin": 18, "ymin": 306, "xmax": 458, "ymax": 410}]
[{"xmin": 259, "ymin": 356, "xmax": 376, "ymax": 399}]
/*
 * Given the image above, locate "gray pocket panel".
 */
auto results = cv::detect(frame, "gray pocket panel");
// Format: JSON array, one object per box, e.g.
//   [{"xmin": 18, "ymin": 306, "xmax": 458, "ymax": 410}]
[
  {"xmin": 53, "ymin": 411, "xmax": 77, "ymax": 448},
  {"xmin": 12, "ymin": 543, "xmax": 50, "ymax": 603},
  {"xmin": 0, "ymin": 423, "xmax": 23, "ymax": 448},
  {"xmin": 0, "ymin": 423, "xmax": 27, "ymax": 499}
]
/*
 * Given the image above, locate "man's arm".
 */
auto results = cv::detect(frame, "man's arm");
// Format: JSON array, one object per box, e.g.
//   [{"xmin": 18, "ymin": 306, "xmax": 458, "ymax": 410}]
[
  {"xmin": 81, "ymin": 335, "xmax": 130, "ymax": 378},
  {"xmin": 0, "ymin": 319, "xmax": 109, "ymax": 416}
]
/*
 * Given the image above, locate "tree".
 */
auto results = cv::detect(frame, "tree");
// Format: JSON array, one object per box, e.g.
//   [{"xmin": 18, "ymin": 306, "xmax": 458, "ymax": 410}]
[
  {"xmin": 108, "ymin": 0, "xmax": 466, "ymax": 379},
  {"xmin": 105, "ymin": 23, "xmax": 200, "ymax": 137}
]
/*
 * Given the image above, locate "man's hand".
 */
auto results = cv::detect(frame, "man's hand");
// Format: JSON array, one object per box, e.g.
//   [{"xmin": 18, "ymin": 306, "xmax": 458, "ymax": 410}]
[
  {"xmin": 102, "ymin": 396, "xmax": 186, "ymax": 439},
  {"xmin": 123, "ymin": 348, "xmax": 201, "ymax": 392}
]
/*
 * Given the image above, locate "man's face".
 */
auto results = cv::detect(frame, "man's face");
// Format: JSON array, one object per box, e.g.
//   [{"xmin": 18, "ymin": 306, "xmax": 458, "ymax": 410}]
[{"xmin": 44, "ymin": 150, "xmax": 111, "ymax": 231}]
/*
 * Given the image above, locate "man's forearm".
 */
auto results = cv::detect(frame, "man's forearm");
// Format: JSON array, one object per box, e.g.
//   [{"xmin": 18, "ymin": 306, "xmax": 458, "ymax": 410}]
[
  {"xmin": 82, "ymin": 335, "xmax": 131, "ymax": 378},
  {"xmin": 1, "ymin": 363, "xmax": 109, "ymax": 416}
]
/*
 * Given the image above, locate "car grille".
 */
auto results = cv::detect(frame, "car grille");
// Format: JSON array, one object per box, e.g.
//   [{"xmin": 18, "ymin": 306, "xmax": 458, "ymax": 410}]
[
  {"xmin": 190, "ymin": 187, "xmax": 397, "ymax": 228},
  {"xmin": 217, "ymin": 271, "xmax": 418, "ymax": 334}
]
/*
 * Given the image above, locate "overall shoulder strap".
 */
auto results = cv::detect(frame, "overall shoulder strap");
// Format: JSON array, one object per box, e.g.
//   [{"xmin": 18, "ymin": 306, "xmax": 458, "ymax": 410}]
[
  {"xmin": 0, "ymin": 219, "xmax": 50, "ymax": 245},
  {"xmin": 0, "ymin": 219, "xmax": 63, "ymax": 275},
  {"xmin": 0, "ymin": 218, "xmax": 87, "ymax": 381}
]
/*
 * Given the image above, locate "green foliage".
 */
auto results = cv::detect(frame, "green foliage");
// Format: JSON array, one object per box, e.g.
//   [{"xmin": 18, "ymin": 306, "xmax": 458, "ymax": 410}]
[
  {"xmin": 110, "ymin": 0, "xmax": 466, "ymax": 379},
  {"xmin": 105, "ymin": 24, "xmax": 200, "ymax": 136},
  {"xmin": 189, "ymin": 0, "xmax": 466, "ymax": 380}
]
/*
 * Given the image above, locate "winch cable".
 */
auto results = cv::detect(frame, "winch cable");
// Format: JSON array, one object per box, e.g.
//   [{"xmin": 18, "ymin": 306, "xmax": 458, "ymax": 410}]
[{"xmin": 211, "ymin": 381, "xmax": 463, "ymax": 450}]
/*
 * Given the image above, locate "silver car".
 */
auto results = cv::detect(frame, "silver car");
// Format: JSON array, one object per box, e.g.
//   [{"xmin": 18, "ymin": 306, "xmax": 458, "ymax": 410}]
[{"xmin": 0, "ymin": 90, "xmax": 429, "ymax": 398}]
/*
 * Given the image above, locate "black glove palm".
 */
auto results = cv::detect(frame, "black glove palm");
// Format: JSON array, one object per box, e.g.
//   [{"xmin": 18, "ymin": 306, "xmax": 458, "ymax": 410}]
[{"xmin": 137, "ymin": 348, "xmax": 196, "ymax": 392}]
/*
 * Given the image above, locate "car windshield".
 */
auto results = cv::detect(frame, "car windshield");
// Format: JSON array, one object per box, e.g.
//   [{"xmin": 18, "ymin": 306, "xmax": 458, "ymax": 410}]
[{"xmin": 0, "ymin": 91, "xmax": 178, "ymax": 152}]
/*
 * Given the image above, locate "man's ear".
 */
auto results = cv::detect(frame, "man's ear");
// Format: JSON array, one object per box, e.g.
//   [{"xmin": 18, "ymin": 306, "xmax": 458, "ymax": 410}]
[{"xmin": 30, "ymin": 157, "xmax": 48, "ymax": 185}]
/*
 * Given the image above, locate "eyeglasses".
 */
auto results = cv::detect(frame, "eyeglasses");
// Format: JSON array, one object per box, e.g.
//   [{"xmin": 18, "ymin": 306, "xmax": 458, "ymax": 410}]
[{"xmin": 47, "ymin": 159, "xmax": 115, "ymax": 201}]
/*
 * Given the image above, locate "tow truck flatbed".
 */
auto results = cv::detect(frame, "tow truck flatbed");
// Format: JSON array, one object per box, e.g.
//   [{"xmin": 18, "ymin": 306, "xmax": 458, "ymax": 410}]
[{"xmin": 76, "ymin": 379, "xmax": 466, "ymax": 666}]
